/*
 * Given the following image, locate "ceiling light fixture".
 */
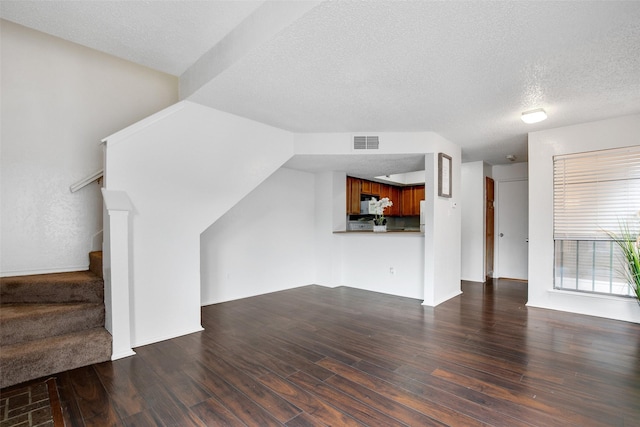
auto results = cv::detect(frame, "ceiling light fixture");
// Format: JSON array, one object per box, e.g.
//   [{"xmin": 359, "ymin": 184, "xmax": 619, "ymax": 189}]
[
  {"xmin": 521, "ymin": 108, "xmax": 547, "ymax": 124},
  {"xmin": 506, "ymin": 154, "xmax": 517, "ymax": 162}
]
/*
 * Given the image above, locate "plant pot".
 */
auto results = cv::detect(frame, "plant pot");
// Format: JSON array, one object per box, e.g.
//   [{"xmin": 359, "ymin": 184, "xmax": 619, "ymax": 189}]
[{"xmin": 373, "ymin": 225, "xmax": 387, "ymax": 233}]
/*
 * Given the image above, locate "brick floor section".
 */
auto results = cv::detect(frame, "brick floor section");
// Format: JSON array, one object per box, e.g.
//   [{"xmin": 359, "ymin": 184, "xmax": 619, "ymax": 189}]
[{"xmin": 0, "ymin": 381, "xmax": 53, "ymax": 427}]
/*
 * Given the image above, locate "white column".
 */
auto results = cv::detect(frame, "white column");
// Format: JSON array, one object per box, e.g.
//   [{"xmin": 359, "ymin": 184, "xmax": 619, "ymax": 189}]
[
  {"xmin": 423, "ymin": 151, "xmax": 462, "ymax": 306},
  {"xmin": 101, "ymin": 189, "xmax": 136, "ymax": 360}
]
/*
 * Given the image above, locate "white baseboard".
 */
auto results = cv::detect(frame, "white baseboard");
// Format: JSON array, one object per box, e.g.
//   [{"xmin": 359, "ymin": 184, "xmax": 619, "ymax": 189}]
[
  {"xmin": 132, "ymin": 325, "xmax": 204, "ymax": 348},
  {"xmin": 312, "ymin": 282, "xmax": 340, "ymax": 288},
  {"xmin": 0, "ymin": 265, "xmax": 88, "ymax": 277},
  {"xmin": 423, "ymin": 289, "xmax": 463, "ymax": 307},
  {"xmin": 111, "ymin": 349, "xmax": 136, "ymax": 361}
]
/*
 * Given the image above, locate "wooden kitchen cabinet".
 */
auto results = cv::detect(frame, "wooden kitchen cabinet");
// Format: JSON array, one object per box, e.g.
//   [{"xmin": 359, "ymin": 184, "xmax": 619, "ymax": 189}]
[
  {"xmin": 390, "ymin": 186, "xmax": 402, "ymax": 216},
  {"xmin": 380, "ymin": 184, "xmax": 401, "ymax": 216},
  {"xmin": 347, "ymin": 176, "xmax": 383, "ymax": 215},
  {"xmin": 379, "ymin": 183, "xmax": 390, "ymax": 200},
  {"xmin": 346, "ymin": 176, "xmax": 415, "ymax": 216},
  {"xmin": 379, "ymin": 184, "xmax": 395, "ymax": 216},
  {"xmin": 401, "ymin": 185, "xmax": 425, "ymax": 216},
  {"xmin": 371, "ymin": 182, "xmax": 381, "ymax": 196},
  {"xmin": 346, "ymin": 176, "xmax": 361, "ymax": 215},
  {"xmin": 401, "ymin": 186, "xmax": 415, "ymax": 216},
  {"xmin": 359, "ymin": 179, "xmax": 381, "ymax": 197},
  {"xmin": 415, "ymin": 185, "xmax": 425, "ymax": 207}
]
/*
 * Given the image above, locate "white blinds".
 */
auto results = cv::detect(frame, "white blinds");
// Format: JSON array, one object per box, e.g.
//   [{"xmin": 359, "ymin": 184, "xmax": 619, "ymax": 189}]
[{"xmin": 554, "ymin": 145, "xmax": 640, "ymax": 240}]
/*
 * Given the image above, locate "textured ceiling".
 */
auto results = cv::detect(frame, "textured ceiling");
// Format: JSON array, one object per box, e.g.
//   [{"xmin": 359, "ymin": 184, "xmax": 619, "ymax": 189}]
[
  {"xmin": 283, "ymin": 154, "xmax": 427, "ymax": 179},
  {"xmin": 0, "ymin": 0, "xmax": 264, "ymax": 75},
  {"xmin": 2, "ymin": 1, "xmax": 640, "ymax": 170}
]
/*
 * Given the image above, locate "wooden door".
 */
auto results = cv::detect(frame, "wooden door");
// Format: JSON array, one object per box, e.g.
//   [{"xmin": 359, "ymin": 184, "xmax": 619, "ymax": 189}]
[
  {"xmin": 485, "ymin": 177, "xmax": 494, "ymax": 281},
  {"xmin": 361, "ymin": 180, "xmax": 372, "ymax": 194}
]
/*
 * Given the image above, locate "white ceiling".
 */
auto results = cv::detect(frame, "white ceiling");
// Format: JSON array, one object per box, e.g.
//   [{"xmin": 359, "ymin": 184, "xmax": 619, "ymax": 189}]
[
  {"xmin": 2, "ymin": 0, "xmax": 640, "ymax": 171},
  {"xmin": 0, "ymin": 0, "xmax": 265, "ymax": 76},
  {"xmin": 284, "ymin": 154, "xmax": 427, "ymax": 179}
]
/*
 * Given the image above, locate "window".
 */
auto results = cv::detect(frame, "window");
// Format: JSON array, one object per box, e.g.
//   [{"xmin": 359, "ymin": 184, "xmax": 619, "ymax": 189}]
[{"xmin": 554, "ymin": 145, "xmax": 640, "ymax": 296}]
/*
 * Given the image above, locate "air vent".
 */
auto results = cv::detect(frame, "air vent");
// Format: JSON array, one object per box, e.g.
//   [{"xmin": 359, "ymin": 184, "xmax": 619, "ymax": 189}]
[
  {"xmin": 353, "ymin": 135, "xmax": 379, "ymax": 150},
  {"xmin": 354, "ymin": 136, "xmax": 367, "ymax": 150}
]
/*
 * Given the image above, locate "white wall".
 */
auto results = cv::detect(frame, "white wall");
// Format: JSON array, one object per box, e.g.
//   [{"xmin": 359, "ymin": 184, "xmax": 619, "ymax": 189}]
[
  {"xmin": 199, "ymin": 165, "xmax": 427, "ymax": 304},
  {"xmin": 104, "ymin": 101, "xmax": 295, "ymax": 346},
  {"xmin": 460, "ymin": 162, "xmax": 527, "ymax": 283},
  {"xmin": 492, "ymin": 163, "xmax": 528, "ymax": 181},
  {"xmin": 461, "ymin": 161, "xmax": 487, "ymax": 282},
  {"xmin": 314, "ymin": 171, "xmax": 347, "ymax": 287},
  {"xmin": 200, "ymin": 167, "xmax": 316, "ymax": 305},
  {"xmin": 295, "ymin": 132, "xmax": 462, "ymax": 306},
  {"xmin": 0, "ymin": 20, "xmax": 177, "ymax": 276},
  {"xmin": 294, "ymin": 131, "xmax": 451, "ymax": 155},
  {"xmin": 424, "ymin": 145, "xmax": 463, "ymax": 306},
  {"xmin": 528, "ymin": 114, "xmax": 640, "ymax": 323},
  {"xmin": 314, "ymin": 171, "xmax": 425, "ymax": 299},
  {"xmin": 338, "ymin": 233, "xmax": 425, "ymax": 299}
]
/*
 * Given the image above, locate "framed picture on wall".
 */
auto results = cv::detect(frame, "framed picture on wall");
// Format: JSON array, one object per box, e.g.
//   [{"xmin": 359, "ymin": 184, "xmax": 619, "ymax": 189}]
[{"xmin": 438, "ymin": 153, "xmax": 452, "ymax": 198}]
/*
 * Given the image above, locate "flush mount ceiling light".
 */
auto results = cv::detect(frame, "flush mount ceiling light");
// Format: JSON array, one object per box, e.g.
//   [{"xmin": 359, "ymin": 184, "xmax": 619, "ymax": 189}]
[{"xmin": 521, "ymin": 108, "xmax": 547, "ymax": 124}]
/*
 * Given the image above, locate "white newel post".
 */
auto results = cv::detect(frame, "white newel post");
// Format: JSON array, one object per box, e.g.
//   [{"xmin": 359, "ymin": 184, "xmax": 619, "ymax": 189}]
[{"xmin": 101, "ymin": 189, "xmax": 136, "ymax": 360}]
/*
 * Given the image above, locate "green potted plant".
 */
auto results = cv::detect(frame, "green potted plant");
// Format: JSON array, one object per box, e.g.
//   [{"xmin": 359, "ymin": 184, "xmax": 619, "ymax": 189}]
[{"xmin": 607, "ymin": 217, "xmax": 640, "ymax": 304}]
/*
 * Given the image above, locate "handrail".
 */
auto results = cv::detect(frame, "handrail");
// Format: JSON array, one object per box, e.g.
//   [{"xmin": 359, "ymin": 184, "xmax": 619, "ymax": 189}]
[{"xmin": 70, "ymin": 169, "xmax": 104, "ymax": 193}]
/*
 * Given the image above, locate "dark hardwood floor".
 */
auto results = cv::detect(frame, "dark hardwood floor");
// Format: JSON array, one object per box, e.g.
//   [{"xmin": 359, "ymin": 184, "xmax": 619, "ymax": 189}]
[{"xmin": 33, "ymin": 281, "xmax": 640, "ymax": 425}]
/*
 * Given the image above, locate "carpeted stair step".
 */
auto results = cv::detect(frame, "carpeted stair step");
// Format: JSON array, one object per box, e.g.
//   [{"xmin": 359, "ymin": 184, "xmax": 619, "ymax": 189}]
[
  {"xmin": 0, "ymin": 302, "xmax": 105, "ymax": 346},
  {"xmin": 0, "ymin": 271, "xmax": 103, "ymax": 304},
  {"xmin": 0, "ymin": 261, "xmax": 111, "ymax": 388},
  {"xmin": 0, "ymin": 327, "xmax": 112, "ymax": 388},
  {"xmin": 89, "ymin": 251, "xmax": 103, "ymax": 278}
]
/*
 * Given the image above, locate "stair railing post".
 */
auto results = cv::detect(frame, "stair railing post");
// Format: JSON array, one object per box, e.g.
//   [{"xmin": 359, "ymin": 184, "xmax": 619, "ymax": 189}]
[{"xmin": 101, "ymin": 189, "xmax": 136, "ymax": 359}]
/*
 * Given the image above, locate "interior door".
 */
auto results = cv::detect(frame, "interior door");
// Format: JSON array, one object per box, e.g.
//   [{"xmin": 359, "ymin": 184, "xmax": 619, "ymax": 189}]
[
  {"xmin": 497, "ymin": 179, "xmax": 528, "ymax": 280},
  {"xmin": 485, "ymin": 177, "xmax": 495, "ymax": 280}
]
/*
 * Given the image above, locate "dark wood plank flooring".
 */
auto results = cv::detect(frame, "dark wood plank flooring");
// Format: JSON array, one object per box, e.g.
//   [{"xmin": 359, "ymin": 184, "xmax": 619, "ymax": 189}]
[{"xmin": 25, "ymin": 281, "xmax": 640, "ymax": 425}]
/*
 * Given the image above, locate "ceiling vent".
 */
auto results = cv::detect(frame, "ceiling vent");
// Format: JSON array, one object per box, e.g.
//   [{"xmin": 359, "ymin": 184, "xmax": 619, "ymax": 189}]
[{"xmin": 353, "ymin": 135, "xmax": 380, "ymax": 150}]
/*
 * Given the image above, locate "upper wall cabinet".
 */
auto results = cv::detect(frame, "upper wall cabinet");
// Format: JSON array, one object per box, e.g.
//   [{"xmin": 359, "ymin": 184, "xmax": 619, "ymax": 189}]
[
  {"xmin": 360, "ymin": 180, "xmax": 371, "ymax": 194},
  {"xmin": 346, "ymin": 176, "xmax": 424, "ymax": 217},
  {"xmin": 346, "ymin": 176, "xmax": 362, "ymax": 215},
  {"xmin": 379, "ymin": 183, "xmax": 402, "ymax": 216},
  {"xmin": 401, "ymin": 185, "xmax": 425, "ymax": 216}
]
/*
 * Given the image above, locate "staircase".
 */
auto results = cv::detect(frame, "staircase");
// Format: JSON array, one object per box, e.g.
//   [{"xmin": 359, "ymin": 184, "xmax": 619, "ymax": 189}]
[{"xmin": 0, "ymin": 252, "xmax": 112, "ymax": 388}]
